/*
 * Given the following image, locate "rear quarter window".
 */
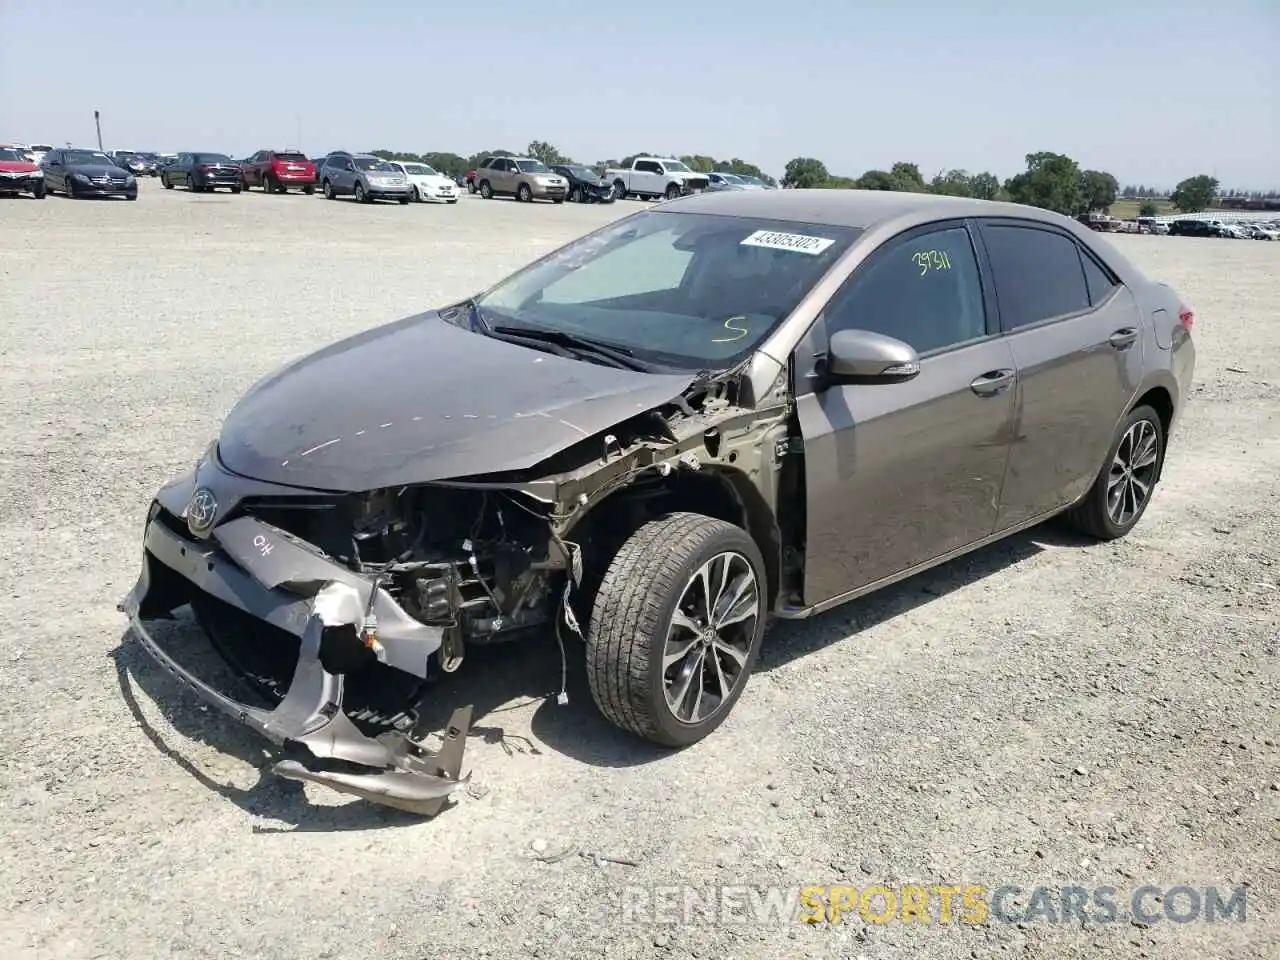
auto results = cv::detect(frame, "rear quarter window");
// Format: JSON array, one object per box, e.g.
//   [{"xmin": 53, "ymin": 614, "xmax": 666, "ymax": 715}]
[{"xmin": 981, "ymin": 224, "xmax": 1091, "ymax": 330}]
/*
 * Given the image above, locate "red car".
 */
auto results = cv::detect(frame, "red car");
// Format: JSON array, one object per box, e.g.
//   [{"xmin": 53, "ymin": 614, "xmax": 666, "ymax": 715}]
[
  {"xmin": 464, "ymin": 169, "xmax": 477, "ymax": 193},
  {"xmin": 241, "ymin": 149, "xmax": 317, "ymax": 194},
  {"xmin": 0, "ymin": 146, "xmax": 45, "ymax": 198}
]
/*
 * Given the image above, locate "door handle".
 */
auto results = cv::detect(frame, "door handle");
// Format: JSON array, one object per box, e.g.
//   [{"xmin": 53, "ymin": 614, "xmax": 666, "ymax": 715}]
[
  {"xmin": 1109, "ymin": 327, "xmax": 1138, "ymax": 349},
  {"xmin": 970, "ymin": 369, "xmax": 1015, "ymax": 396}
]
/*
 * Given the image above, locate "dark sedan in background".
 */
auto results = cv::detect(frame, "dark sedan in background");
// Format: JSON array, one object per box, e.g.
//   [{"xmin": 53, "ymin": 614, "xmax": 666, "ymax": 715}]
[
  {"xmin": 160, "ymin": 153, "xmax": 244, "ymax": 193},
  {"xmin": 41, "ymin": 148, "xmax": 137, "ymax": 199},
  {"xmin": 550, "ymin": 163, "xmax": 616, "ymax": 203}
]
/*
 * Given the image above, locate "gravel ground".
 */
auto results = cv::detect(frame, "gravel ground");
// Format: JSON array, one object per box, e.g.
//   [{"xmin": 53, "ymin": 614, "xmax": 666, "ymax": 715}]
[{"xmin": 0, "ymin": 184, "xmax": 1276, "ymax": 960}]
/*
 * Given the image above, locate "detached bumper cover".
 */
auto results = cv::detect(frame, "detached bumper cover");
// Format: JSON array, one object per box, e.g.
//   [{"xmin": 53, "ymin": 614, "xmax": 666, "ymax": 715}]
[{"xmin": 119, "ymin": 492, "xmax": 471, "ymax": 815}]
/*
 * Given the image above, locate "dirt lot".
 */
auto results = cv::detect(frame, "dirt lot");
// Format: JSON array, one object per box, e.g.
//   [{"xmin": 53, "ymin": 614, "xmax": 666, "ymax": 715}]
[{"xmin": 0, "ymin": 184, "xmax": 1276, "ymax": 960}]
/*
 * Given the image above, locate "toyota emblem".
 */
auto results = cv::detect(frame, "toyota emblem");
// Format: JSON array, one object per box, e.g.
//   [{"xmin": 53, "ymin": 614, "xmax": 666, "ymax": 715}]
[{"xmin": 185, "ymin": 487, "xmax": 218, "ymax": 536}]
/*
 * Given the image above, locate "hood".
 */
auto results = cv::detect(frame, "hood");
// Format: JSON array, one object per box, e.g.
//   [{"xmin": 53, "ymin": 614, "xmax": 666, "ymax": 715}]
[
  {"xmin": 67, "ymin": 163, "xmax": 128, "ymax": 176},
  {"xmin": 0, "ymin": 161, "xmax": 38, "ymax": 173},
  {"xmin": 216, "ymin": 312, "xmax": 695, "ymax": 492}
]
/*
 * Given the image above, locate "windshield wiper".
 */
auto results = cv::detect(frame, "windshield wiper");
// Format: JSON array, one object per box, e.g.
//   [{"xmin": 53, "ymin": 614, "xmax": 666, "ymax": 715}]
[{"xmin": 489, "ymin": 324, "xmax": 651, "ymax": 371}]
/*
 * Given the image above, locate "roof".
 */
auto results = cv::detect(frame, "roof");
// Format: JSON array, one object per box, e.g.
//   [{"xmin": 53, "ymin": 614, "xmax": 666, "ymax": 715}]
[{"xmin": 659, "ymin": 188, "xmax": 1076, "ymax": 232}]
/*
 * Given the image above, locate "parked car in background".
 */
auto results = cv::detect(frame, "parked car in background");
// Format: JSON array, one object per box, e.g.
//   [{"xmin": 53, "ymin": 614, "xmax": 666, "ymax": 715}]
[
  {"xmin": 734, "ymin": 174, "xmax": 775, "ymax": 189},
  {"xmin": 160, "ymin": 153, "xmax": 244, "ymax": 193},
  {"xmin": 110, "ymin": 150, "xmax": 158, "ymax": 177},
  {"xmin": 26, "ymin": 143, "xmax": 53, "ymax": 166},
  {"xmin": 41, "ymin": 148, "xmax": 137, "ymax": 199},
  {"xmin": 242, "ymin": 150, "xmax": 317, "ymax": 194},
  {"xmin": 1168, "ymin": 219, "xmax": 1228, "ymax": 238},
  {"xmin": 464, "ymin": 167, "xmax": 479, "ymax": 193},
  {"xmin": 387, "ymin": 161, "xmax": 459, "ymax": 203},
  {"xmin": 706, "ymin": 171, "xmax": 747, "ymax": 192},
  {"xmin": 0, "ymin": 146, "xmax": 46, "ymax": 198},
  {"xmin": 550, "ymin": 163, "xmax": 615, "ymax": 203},
  {"xmin": 605, "ymin": 157, "xmax": 710, "ymax": 201},
  {"xmin": 320, "ymin": 153, "xmax": 411, "ymax": 204},
  {"xmin": 473, "ymin": 156, "xmax": 567, "ymax": 203}
]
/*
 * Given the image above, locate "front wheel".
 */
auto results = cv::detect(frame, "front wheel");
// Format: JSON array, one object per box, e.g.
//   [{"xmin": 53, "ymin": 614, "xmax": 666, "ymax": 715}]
[
  {"xmin": 32, "ymin": 182, "xmax": 46, "ymax": 199},
  {"xmin": 613, "ymin": 181, "xmax": 626, "ymax": 200},
  {"xmin": 303, "ymin": 184, "xmax": 315, "ymax": 195},
  {"xmin": 586, "ymin": 512, "xmax": 767, "ymax": 748},
  {"xmin": 568, "ymin": 186, "xmax": 582, "ymax": 203},
  {"xmin": 467, "ymin": 180, "xmax": 477, "ymax": 194},
  {"xmin": 323, "ymin": 179, "xmax": 335, "ymax": 200},
  {"xmin": 354, "ymin": 182, "xmax": 368, "ymax": 203},
  {"xmin": 162, "ymin": 176, "xmax": 174, "ymax": 190},
  {"xmin": 516, "ymin": 183, "xmax": 532, "ymax": 202},
  {"xmin": 479, "ymin": 180, "xmax": 493, "ymax": 199},
  {"xmin": 1065, "ymin": 404, "xmax": 1165, "ymax": 540},
  {"xmin": 664, "ymin": 182, "xmax": 681, "ymax": 200}
]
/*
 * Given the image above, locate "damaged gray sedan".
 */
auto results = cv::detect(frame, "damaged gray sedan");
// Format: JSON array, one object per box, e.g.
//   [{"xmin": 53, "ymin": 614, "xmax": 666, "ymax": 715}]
[{"xmin": 122, "ymin": 190, "xmax": 1195, "ymax": 814}]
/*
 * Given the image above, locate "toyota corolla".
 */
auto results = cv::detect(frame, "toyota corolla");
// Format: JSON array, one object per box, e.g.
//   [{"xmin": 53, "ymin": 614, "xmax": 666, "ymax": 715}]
[{"xmin": 122, "ymin": 190, "xmax": 1195, "ymax": 815}]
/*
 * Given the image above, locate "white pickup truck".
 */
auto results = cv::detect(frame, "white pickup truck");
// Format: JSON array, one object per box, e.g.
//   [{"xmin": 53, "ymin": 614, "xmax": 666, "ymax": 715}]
[{"xmin": 604, "ymin": 157, "xmax": 711, "ymax": 201}]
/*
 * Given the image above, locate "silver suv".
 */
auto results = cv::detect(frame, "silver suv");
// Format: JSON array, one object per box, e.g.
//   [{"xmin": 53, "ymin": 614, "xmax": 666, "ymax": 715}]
[
  {"xmin": 320, "ymin": 153, "xmax": 411, "ymax": 204},
  {"xmin": 475, "ymin": 156, "xmax": 568, "ymax": 203}
]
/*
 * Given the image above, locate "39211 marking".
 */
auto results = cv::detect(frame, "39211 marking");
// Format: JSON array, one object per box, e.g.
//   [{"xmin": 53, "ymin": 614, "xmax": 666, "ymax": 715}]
[{"xmin": 912, "ymin": 250, "xmax": 953, "ymax": 275}]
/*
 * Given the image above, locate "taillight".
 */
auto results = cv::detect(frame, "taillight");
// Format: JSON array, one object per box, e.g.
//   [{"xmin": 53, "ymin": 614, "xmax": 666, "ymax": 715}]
[{"xmin": 1178, "ymin": 306, "xmax": 1195, "ymax": 331}]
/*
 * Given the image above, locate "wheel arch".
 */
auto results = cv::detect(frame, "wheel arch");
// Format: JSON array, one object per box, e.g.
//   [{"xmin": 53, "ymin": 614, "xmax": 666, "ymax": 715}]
[
  {"xmin": 563, "ymin": 465, "xmax": 782, "ymax": 612},
  {"xmin": 1128, "ymin": 377, "xmax": 1177, "ymax": 482}
]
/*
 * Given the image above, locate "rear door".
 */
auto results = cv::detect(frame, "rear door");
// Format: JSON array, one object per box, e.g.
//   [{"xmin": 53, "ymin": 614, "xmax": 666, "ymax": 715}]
[
  {"xmin": 795, "ymin": 219, "xmax": 1017, "ymax": 604},
  {"xmin": 975, "ymin": 218, "xmax": 1145, "ymax": 529},
  {"xmin": 634, "ymin": 159, "xmax": 663, "ymax": 194}
]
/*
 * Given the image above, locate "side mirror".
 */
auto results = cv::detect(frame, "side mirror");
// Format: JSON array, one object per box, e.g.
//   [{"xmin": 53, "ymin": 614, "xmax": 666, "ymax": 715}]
[{"xmin": 826, "ymin": 328, "xmax": 921, "ymax": 383}]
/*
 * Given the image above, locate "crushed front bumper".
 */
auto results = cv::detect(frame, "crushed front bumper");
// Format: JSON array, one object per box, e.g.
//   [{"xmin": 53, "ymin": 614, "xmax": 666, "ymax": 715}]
[{"xmin": 119, "ymin": 486, "xmax": 472, "ymax": 815}]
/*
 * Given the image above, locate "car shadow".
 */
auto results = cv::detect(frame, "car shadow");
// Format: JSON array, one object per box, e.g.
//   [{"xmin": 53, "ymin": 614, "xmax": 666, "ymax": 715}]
[{"xmin": 114, "ymin": 519, "xmax": 1087, "ymax": 824}]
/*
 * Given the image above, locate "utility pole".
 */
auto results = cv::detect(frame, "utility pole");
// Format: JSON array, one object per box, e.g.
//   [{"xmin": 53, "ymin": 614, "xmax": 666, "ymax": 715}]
[{"xmin": 94, "ymin": 110, "xmax": 103, "ymax": 151}]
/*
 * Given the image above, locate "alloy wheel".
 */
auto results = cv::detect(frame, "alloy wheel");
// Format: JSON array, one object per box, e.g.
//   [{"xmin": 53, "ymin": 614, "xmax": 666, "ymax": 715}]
[
  {"xmin": 1107, "ymin": 419, "xmax": 1159, "ymax": 525},
  {"xmin": 662, "ymin": 551, "xmax": 760, "ymax": 725}
]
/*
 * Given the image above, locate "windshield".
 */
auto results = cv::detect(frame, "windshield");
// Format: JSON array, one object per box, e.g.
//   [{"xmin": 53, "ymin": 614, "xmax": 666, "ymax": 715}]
[
  {"xmin": 475, "ymin": 211, "xmax": 860, "ymax": 369},
  {"xmin": 65, "ymin": 150, "xmax": 113, "ymax": 165},
  {"xmin": 564, "ymin": 165, "xmax": 595, "ymax": 179},
  {"xmin": 403, "ymin": 163, "xmax": 437, "ymax": 175},
  {"xmin": 193, "ymin": 153, "xmax": 231, "ymax": 162},
  {"xmin": 663, "ymin": 160, "xmax": 692, "ymax": 173},
  {"xmin": 0, "ymin": 149, "xmax": 28, "ymax": 162},
  {"xmin": 356, "ymin": 157, "xmax": 396, "ymax": 171},
  {"xmin": 516, "ymin": 159, "xmax": 551, "ymax": 173},
  {"xmin": 30, "ymin": 145, "xmax": 53, "ymax": 152},
  {"xmin": 276, "ymin": 151, "xmax": 307, "ymax": 161}
]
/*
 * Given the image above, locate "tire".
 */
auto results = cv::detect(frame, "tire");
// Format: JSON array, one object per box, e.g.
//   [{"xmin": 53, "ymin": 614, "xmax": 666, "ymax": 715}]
[
  {"xmin": 398, "ymin": 195, "xmax": 410, "ymax": 205},
  {"xmin": 263, "ymin": 173, "xmax": 276, "ymax": 194},
  {"xmin": 447, "ymin": 198, "xmax": 458, "ymax": 204},
  {"xmin": 231, "ymin": 186, "xmax": 241, "ymax": 194},
  {"xmin": 467, "ymin": 180, "xmax": 477, "ymax": 194},
  {"xmin": 665, "ymin": 182, "xmax": 681, "ymax": 200},
  {"xmin": 323, "ymin": 179, "xmax": 335, "ymax": 200},
  {"xmin": 162, "ymin": 176, "xmax": 174, "ymax": 190},
  {"xmin": 479, "ymin": 180, "xmax": 492, "ymax": 199},
  {"xmin": 303, "ymin": 184, "xmax": 315, "ymax": 195},
  {"xmin": 65, "ymin": 179, "xmax": 76, "ymax": 199},
  {"xmin": 613, "ymin": 181, "xmax": 627, "ymax": 200},
  {"xmin": 126, "ymin": 193, "xmax": 137, "ymax": 201},
  {"xmin": 32, "ymin": 182, "xmax": 46, "ymax": 199},
  {"xmin": 517, "ymin": 183, "xmax": 533, "ymax": 203},
  {"xmin": 1065, "ymin": 404, "xmax": 1165, "ymax": 541},
  {"xmin": 412, "ymin": 185, "xmax": 421, "ymax": 202},
  {"xmin": 354, "ymin": 182, "xmax": 368, "ymax": 203},
  {"xmin": 586, "ymin": 512, "xmax": 767, "ymax": 747},
  {"xmin": 188, "ymin": 176, "xmax": 200, "ymax": 192},
  {"xmin": 568, "ymin": 186, "xmax": 581, "ymax": 203}
]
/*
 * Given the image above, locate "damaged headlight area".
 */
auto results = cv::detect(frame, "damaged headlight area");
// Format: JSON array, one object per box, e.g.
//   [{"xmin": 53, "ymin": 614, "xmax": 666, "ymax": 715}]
[{"xmin": 120, "ymin": 478, "xmax": 570, "ymax": 817}]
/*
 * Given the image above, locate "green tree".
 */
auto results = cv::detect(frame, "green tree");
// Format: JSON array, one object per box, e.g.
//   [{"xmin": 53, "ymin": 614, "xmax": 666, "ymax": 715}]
[
  {"xmin": 1170, "ymin": 174, "xmax": 1219, "ymax": 213},
  {"xmin": 888, "ymin": 161, "xmax": 927, "ymax": 193},
  {"xmin": 1003, "ymin": 151, "xmax": 1082, "ymax": 215},
  {"xmin": 824, "ymin": 175, "xmax": 859, "ymax": 189},
  {"xmin": 419, "ymin": 152, "xmax": 468, "ymax": 180},
  {"xmin": 465, "ymin": 148, "xmax": 514, "ymax": 169},
  {"xmin": 680, "ymin": 154, "xmax": 717, "ymax": 173},
  {"xmin": 371, "ymin": 149, "xmax": 421, "ymax": 162},
  {"xmin": 526, "ymin": 140, "xmax": 569, "ymax": 164},
  {"xmin": 854, "ymin": 169, "xmax": 895, "ymax": 190},
  {"xmin": 1138, "ymin": 201, "xmax": 1160, "ymax": 217},
  {"xmin": 716, "ymin": 157, "xmax": 775, "ymax": 185},
  {"xmin": 930, "ymin": 169, "xmax": 973, "ymax": 196},
  {"xmin": 1077, "ymin": 170, "xmax": 1119, "ymax": 214},
  {"xmin": 782, "ymin": 157, "xmax": 829, "ymax": 189},
  {"xmin": 969, "ymin": 172, "xmax": 1000, "ymax": 201}
]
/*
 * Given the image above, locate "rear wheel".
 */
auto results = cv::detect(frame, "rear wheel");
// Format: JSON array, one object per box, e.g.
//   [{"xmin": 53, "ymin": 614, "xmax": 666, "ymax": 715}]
[
  {"xmin": 263, "ymin": 174, "xmax": 276, "ymax": 194},
  {"xmin": 162, "ymin": 175, "xmax": 174, "ymax": 190},
  {"xmin": 31, "ymin": 181, "xmax": 45, "ymax": 199},
  {"xmin": 1065, "ymin": 404, "xmax": 1165, "ymax": 540},
  {"xmin": 586, "ymin": 513, "xmax": 767, "ymax": 747},
  {"xmin": 303, "ymin": 184, "xmax": 315, "ymax": 195}
]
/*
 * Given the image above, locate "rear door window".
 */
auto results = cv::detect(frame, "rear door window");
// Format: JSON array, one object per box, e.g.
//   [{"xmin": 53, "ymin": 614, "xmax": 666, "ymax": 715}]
[
  {"xmin": 1079, "ymin": 249, "xmax": 1118, "ymax": 305},
  {"xmin": 980, "ymin": 223, "xmax": 1091, "ymax": 330}
]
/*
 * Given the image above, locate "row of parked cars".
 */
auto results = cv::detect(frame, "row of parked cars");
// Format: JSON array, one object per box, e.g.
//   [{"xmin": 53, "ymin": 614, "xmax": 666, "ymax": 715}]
[{"xmin": 460, "ymin": 155, "xmax": 777, "ymax": 204}]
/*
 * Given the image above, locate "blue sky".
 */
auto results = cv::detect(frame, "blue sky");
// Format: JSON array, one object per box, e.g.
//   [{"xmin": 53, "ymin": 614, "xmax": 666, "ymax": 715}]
[{"xmin": 2, "ymin": 0, "xmax": 1275, "ymax": 188}]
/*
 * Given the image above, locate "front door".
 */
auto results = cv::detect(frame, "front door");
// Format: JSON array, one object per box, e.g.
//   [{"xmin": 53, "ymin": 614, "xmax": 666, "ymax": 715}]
[
  {"xmin": 974, "ymin": 219, "xmax": 1146, "ymax": 528},
  {"xmin": 796, "ymin": 220, "xmax": 1017, "ymax": 605}
]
